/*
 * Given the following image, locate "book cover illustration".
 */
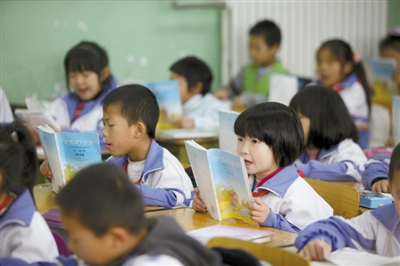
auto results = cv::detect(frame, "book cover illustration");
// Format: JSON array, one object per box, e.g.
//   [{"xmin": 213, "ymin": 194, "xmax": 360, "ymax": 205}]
[
  {"xmin": 146, "ymin": 80, "xmax": 182, "ymax": 129},
  {"xmin": 369, "ymin": 58, "xmax": 398, "ymax": 108},
  {"xmin": 393, "ymin": 96, "xmax": 400, "ymax": 145},
  {"xmin": 218, "ymin": 111, "xmax": 239, "ymax": 154}
]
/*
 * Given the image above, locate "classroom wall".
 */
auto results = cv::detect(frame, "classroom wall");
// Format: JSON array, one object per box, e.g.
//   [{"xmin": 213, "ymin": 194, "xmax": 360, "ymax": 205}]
[
  {"xmin": 1, "ymin": 0, "xmax": 221, "ymax": 104},
  {"xmin": 388, "ymin": 0, "xmax": 400, "ymax": 28}
]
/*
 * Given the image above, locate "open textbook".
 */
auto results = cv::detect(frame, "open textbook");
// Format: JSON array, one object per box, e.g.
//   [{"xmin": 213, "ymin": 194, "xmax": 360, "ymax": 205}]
[
  {"xmin": 218, "ymin": 110, "xmax": 239, "ymax": 154},
  {"xmin": 369, "ymin": 58, "xmax": 398, "ymax": 108},
  {"xmin": 184, "ymin": 140, "xmax": 256, "ymax": 225},
  {"xmin": 146, "ymin": 79, "xmax": 182, "ymax": 129},
  {"xmin": 37, "ymin": 125, "xmax": 101, "ymax": 193},
  {"xmin": 156, "ymin": 129, "xmax": 218, "ymax": 140}
]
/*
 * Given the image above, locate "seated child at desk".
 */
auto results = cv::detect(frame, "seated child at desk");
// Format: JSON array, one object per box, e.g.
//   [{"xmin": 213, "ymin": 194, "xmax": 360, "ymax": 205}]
[
  {"xmin": 170, "ymin": 56, "xmax": 230, "ymax": 131},
  {"xmin": 1, "ymin": 164, "xmax": 222, "ymax": 266},
  {"xmin": 193, "ymin": 102, "xmax": 333, "ymax": 233},
  {"xmin": 40, "ymin": 85, "xmax": 193, "ymax": 209},
  {"xmin": 295, "ymin": 143, "xmax": 400, "ymax": 259},
  {"xmin": 380, "ymin": 27, "xmax": 400, "ymax": 90},
  {"xmin": 290, "ymin": 86, "xmax": 367, "ymax": 182},
  {"xmin": 362, "ymin": 156, "xmax": 392, "ymax": 193},
  {"xmin": 0, "ymin": 121, "xmax": 58, "ymax": 262},
  {"xmin": 213, "ymin": 20, "xmax": 288, "ymax": 109},
  {"xmin": 46, "ymin": 41, "xmax": 117, "ymax": 149}
]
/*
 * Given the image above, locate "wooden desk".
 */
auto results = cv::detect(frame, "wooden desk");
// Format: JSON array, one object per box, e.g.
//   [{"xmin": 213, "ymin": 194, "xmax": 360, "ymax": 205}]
[
  {"xmin": 145, "ymin": 208, "xmax": 297, "ymax": 248},
  {"xmin": 156, "ymin": 136, "xmax": 219, "ymax": 164},
  {"xmin": 334, "ymin": 181, "xmax": 373, "ymax": 214}
]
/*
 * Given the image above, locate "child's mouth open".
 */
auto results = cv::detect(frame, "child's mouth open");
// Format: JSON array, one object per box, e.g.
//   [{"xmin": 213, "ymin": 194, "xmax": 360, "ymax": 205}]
[{"xmin": 244, "ymin": 159, "xmax": 252, "ymax": 167}]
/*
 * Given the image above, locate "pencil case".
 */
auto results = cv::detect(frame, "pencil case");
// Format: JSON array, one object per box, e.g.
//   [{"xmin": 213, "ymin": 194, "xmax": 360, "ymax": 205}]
[{"xmin": 359, "ymin": 191, "xmax": 393, "ymax": 208}]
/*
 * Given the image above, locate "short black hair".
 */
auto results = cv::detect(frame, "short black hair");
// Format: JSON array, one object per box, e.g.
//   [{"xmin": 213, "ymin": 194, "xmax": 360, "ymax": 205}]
[
  {"xmin": 102, "ymin": 85, "xmax": 160, "ymax": 139},
  {"xmin": 56, "ymin": 164, "xmax": 145, "ymax": 236},
  {"xmin": 170, "ymin": 56, "xmax": 213, "ymax": 96},
  {"xmin": 389, "ymin": 144, "xmax": 400, "ymax": 183},
  {"xmin": 234, "ymin": 102, "xmax": 304, "ymax": 167},
  {"xmin": 289, "ymin": 86, "xmax": 358, "ymax": 150},
  {"xmin": 249, "ymin": 20, "xmax": 281, "ymax": 47},
  {"xmin": 379, "ymin": 34, "xmax": 400, "ymax": 53}
]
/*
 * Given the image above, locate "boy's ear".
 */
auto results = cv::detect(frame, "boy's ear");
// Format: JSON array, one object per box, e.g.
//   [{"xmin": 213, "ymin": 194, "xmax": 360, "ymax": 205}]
[
  {"xmin": 269, "ymin": 44, "xmax": 280, "ymax": 55},
  {"xmin": 343, "ymin": 62, "xmax": 353, "ymax": 75},
  {"xmin": 108, "ymin": 227, "xmax": 129, "ymax": 248},
  {"xmin": 134, "ymin": 122, "xmax": 147, "ymax": 138},
  {"xmin": 100, "ymin": 67, "xmax": 110, "ymax": 82},
  {"xmin": 190, "ymin": 82, "xmax": 203, "ymax": 95}
]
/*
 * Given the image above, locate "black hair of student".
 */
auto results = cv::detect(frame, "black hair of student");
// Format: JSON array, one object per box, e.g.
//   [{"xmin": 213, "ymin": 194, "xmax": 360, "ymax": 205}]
[
  {"xmin": 64, "ymin": 42, "xmax": 111, "ymax": 91},
  {"xmin": 289, "ymin": 86, "xmax": 359, "ymax": 150},
  {"xmin": 0, "ymin": 120, "xmax": 38, "ymax": 202},
  {"xmin": 379, "ymin": 34, "xmax": 400, "ymax": 53},
  {"xmin": 102, "ymin": 84, "xmax": 159, "ymax": 139},
  {"xmin": 56, "ymin": 164, "xmax": 145, "ymax": 236},
  {"xmin": 234, "ymin": 102, "xmax": 304, "ymax": 167},
  {"xmin": 389, "ymin": 144, "xmax": 400, "ymax": 183},
  {"xmin": 249, "ymin": 20, "xmax": 281, "ymax": 47},
  {"xmin": 170, "ymin": 56, "xmax": 213, "ymax": 96},
  {"xmin": 317, "ymin": 39, "xmax": 372, "ymax": 112}
]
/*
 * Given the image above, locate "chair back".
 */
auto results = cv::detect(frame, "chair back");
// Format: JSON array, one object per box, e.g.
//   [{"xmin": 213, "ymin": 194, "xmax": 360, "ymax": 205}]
[
  {"xmin": 305, "ymin": 178, "xmax": 360, "ymax": 219},
  {"xmin": 206, "ymin": 237, "xmax": 310, "ymax": 266}
]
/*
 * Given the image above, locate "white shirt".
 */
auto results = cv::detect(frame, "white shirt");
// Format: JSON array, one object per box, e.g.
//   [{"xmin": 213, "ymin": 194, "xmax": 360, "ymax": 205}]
[{"xmin": 127, "ymin": 159, "xmax": 146, "ymax": 183}]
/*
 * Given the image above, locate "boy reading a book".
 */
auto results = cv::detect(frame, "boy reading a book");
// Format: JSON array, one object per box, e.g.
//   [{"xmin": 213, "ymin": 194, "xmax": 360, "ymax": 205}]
[
  {"xmin": 193, "ymin": 102, "xmax": 332, "ymax": 233},
  {"xmin": 40, "ymin": 85, "xmax": 193, "ymax": 209},
  {"xmin": 170, "ymin": 56, "xmax": 230, "ymax": 131},
  {"xmin": 295, "ymin": 143, "xmax": 400, "ymax": 259},
  {"xmin": 213, "ymin": 20, "xmax": 288, "ymax": 109},
  {"xmin": 1, "ymin": 164, "xmax": 222, "ymax": 266}
]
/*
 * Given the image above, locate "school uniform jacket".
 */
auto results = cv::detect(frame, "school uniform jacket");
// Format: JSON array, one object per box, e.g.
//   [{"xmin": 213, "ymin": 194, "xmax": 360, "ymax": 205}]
[
  {"xmin": 296, "ymin": 138, "xmax": 367, "ymax": 182},
  {"xmin": 47, "ymin": 75, "xmax": 117, "ymax": 149},
  {"xmin": 252, "ymin": 165, "xmax": 333, "ymax": 233},
  {"xmin": 295, "ymin": 203, "xmax": 400, "ymax": 257},
  {"xmin": 106, "ymin": 140, "xmax": 193, "ymax": 209},
  {"xmin": 361, "ymin": 159, "xmax": 390, "ymax": 190},
  {"xmin": 0, "ymin": 188, "xmax": 58, "ymax": 262},
  {"xmin": 183, "ymin": 93, "xmax": 231, "ymax": 132}
]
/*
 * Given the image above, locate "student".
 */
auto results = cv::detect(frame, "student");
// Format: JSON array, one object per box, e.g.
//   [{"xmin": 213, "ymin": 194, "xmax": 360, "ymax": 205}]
[
  {"xmin": 380, "ymin": 27, "xmax": 400, "ymax": 89},
  {"xmin": 46, "ymin": 41, "xmax": 117, "ymax": 149},
  {"xmin": 290, "ymin": 86, "xmax": 367, "ymax": 182},
  {"xmin": 213, "ymin": 20, "xmax": 288, "ymax": 108},
  {"xmin": 295, "ymin": 143, "xmax": 400, "ymax": 260},
  {"xmin": 0, "ymin": 120, "xmax": 58, "ymax": 262},
  {"xmin": 170, "ymin": 56, "xmax": 230, "ymax": 131},
  {"xmin": 193, "ymin": 102, "xmax": 333, "ymax": 233},
  {"xmin": 315, "ymin": 39, "xmax": 372, "ymax": 149},
  {"xmin": 0, "ymin": 88, "xmax": 13, "ymax": 123},
  {"xmin": 40, "ymin": 85, "xmax": 193, "ymax": 209},
  {"xmin": 1, "ymin": 164, "xmax": 222, "ymax": 266}
]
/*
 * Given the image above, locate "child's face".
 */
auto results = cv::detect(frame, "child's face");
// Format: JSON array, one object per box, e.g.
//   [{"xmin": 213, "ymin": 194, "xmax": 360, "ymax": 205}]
[
  {"xmin": 102, "ymin": 105, "xmax": 141, "ymax": 159},
  {"xmin": 381, "ymin": 48, "xmax": 400, "ymax": 85},
  {"xmin": 170, "ymin": 71, "xmax": 199, "ymax": 104},
  {"xmin": 60, "ymin": 212, "xmax": 117, "ymax": 266},
  {"xmin": 298, "ymin": 112, "xmax": 311, "ymax": 146},
  {"xmin": 69, "ymin": 70, "xmax": 102, "ymax": 101},
  {"xmin": 389, "ymin": 170, "xmax": 400, "ymax": 216},
  {"xmin": 317, "ymin": 48, "xmax": 351, "ymax": 88},
  {"xmin": 237, "ymin": 135, "xmax": 279, "ymax": 180},
  {"xmin": 249, "ymin": 35, "xmax": 277, "ymax": 67}
]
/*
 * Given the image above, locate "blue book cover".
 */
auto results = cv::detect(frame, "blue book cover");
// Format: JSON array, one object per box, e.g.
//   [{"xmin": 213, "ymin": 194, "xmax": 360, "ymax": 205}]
[
  {"xmin": 370, "ymin": 58, "xmax": 398, "ymax": 105},
  {"xmin": 37, "ymin": 125, "xmax": 101, "ymax": 193},
  {"xmin": 218, "ymin": 110, "xmax": 239, "ymax": 154},
  {"xmin": 146, "ymin": 80, "xmax": 182, "ymax": 129}
]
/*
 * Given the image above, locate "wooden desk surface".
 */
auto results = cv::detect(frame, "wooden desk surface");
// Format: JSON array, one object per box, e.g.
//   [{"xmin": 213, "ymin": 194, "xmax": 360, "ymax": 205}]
[
  {"xmin": 333, "ymin": 181, "xmax": 373, "ymax": 214},
  {"xmin": 145, "ymin": 208, "xmax": 297, "ymax": 248}
]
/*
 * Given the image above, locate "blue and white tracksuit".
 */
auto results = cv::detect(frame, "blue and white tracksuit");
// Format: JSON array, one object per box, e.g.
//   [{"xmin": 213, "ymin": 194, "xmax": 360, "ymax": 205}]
[
  {"xmin": 106, "ymin": 140, "xmax": 193, "ymax": 209},
  {"xmin": 46, "ymin": 75, "xmax": 117, "ymax": 149},
  {"xmin": 251, "ymin": 165, "xmax": 333, "ymax": 233},
  {"xmin": 361, "ymin": 159, "xmax": 390, "ymax": 190},
  {"xmin": 295, "ymin": 203, "xmax": 400, "ymax": 257},
  {"xmin": 296, "ymin": 139, "xmax": 367, "ymax": 182},
  {"xmin": 0, "ymin": 188, "xmax": 58, "ymax": 262}
]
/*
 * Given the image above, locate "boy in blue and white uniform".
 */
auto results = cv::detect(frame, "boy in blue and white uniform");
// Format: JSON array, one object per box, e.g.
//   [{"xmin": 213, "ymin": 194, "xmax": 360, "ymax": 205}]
[
  {"xmin": 295, "ymin": 143, "xmax": 400, "ymax": 260},
  {"xmin": 362, "ymin": 158, "xmax": 391, "ymax": 193}
]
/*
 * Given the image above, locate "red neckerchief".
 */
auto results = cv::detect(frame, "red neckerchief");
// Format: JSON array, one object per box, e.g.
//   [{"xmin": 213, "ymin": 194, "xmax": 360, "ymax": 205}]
[
  {"xmin": 71, "ymin": 101, "xmax": 86, "ymax": 123},
  {"xmin": 0, "ymin": 194, "xmax": 12, "ymax": 212},
  {"xmin": 252, "ymin": 168, "xmax": 305, "ymax": 197},
  {"xmin": 122, "ymin": 161, "xmax": 142, "ymax": 185}
]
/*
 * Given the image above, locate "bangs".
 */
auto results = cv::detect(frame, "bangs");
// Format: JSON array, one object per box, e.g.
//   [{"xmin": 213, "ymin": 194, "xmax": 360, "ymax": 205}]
[
  {"xmin": 234, "ymin": 113, "xmax": 267, "ymax": 142},
  {"xmin": 66, "ymin": 50, "xmax": 101, "ymax": 74}
]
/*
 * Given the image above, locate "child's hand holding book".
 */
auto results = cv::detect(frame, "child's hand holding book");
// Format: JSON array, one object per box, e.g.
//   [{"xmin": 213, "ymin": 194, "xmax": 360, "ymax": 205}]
[
  {"xmin": 249, "ymin": 197, "xmax": 270, "ymax": 224},
  {"xmin": 192, "ymin": 188, "xmax": 207, "ymax": 212}
]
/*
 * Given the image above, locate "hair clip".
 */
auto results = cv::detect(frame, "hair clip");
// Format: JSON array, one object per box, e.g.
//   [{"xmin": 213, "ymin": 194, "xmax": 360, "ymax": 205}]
[
  {"xmin": 388, "ymin": 27, "xmax": 400, "ymax": 37},
  {"xmin": 352, "ymin": 50, "xmax": 362, "ymax": 64}
]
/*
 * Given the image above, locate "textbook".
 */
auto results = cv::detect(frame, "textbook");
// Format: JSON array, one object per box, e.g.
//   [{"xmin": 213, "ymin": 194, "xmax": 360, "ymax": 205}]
[
  {"xmin": 393, "ymin": 96, "xmax": 400, "ymax": 145},
  {"xmin": 218, "ymin": 110, "xmax": 239, "ymax": 154},
  {"xmin": 187, "ymin": 225, "xmax": 273, "ymax": 245},
  {"xmin": 156, "ymin": 129, "xmax": 217, "ymax": 140},
  {"xmin": 359, "ymin": 190, "xmax": 393, "ymax": 208},
  {"xmin": 269, "ymin": 73, "xmax": 299, "ymax": 106},
  {"xmin": 146, "ymin": 80, "xmax": 182, "ymax": 129},
  {"xmin": 184, "ymin": 140, "xmax": 256, "ymax": 225},
  {"xmin": 37, "ymin": 125, "xmax": 101, "ymax": 193}
]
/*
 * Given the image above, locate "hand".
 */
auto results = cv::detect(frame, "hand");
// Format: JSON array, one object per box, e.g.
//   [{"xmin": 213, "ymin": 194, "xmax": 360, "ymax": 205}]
[
  {"xmin": 249, "ymin": 197, "xmax": 270, "ymax": 224},
  {"xmin": 172, "ymin": 118, "xmax": 194, "ymax": 129},
  {"xmin": 371, "ymin": 179, "xmax": 389, "ymax": 193},
  {"xmin": 40, "ymin": 160, "xmax": 53, "ymax": 178},
  {"xmin": 231, "ymin": 95, "xmax": 244, "ymax": 109},
  {"xmin": 214, "ymin": 88, "xmax": 229, "ymax": 100},
  {"xmin": 192, "ymin": 188, "xmax": 207, "ymax": 212},
  {"xmin": 299, "ymin": 239, "xmax": 332, "ymax": 261}
]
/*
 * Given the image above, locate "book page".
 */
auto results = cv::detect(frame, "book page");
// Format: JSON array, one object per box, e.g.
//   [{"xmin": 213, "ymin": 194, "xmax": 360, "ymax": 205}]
[
  {"xmin": 15, "ymin": 109, "xmax": 61, "ymax": 131},
  {"xmin": 25, "ymin": 96, "xmax": 46, "ymax": 111},
  {"xmin": 218, "ymin": 110, "xmax": 239, "ymax": 154},
  {"xmin": 157, "ymin": 129, "xmax": 217, "ymax": 139},
  {"xmin": 208, "ymin": 149, "xmax": 256, "ymax": 225},
  {"xmin": 187, "ymin": 225, "xmax": 273, "ymax": 245},
  {"xmin": 268, "ymin": 74, "xmax": 299, "ymax": 106},
  {"xmin": 185, "ymin": 140, "xmax": 221, "ymax": 221}
]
